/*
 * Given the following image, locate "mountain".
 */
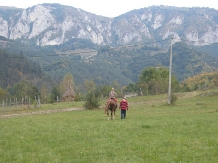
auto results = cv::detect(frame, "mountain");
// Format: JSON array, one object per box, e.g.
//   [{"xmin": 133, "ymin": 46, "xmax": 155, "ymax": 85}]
[
  {"xmin": 0, "ymin": 4, "xmax": 218, "ymax": 46},
  {"xmin": 1, "ymin": 4, "xmax": 218, "ymax": 87}
]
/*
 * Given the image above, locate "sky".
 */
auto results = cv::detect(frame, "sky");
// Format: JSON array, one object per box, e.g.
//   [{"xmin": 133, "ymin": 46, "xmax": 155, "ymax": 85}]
[{"xmin": 1, "ymin": 0, "xmax": 218, "ymax": 17}]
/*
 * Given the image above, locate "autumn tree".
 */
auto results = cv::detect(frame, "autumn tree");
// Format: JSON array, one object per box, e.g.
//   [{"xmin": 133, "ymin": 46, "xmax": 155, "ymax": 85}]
[
  {"xmin": 8, "ymin": 81, "xmax": 40, "ymax": 100},
  {"xmin": 50, "ymin": 85, "xmax": 60, "ymax": 103},
  {"xmin": 59, "ymin": 72, "xmax": 75, "ymax": 96},
  {"xmin": 0, "ymin": 87, "xmax": 7, "ymax": 101},
  {"xmin": 138, "ymin": 67, "xmax": 178, "ymax": 95},
  {"xmin": 124, "ymin": 67, "xmax": 179, "ymax": 95},
  {"xmin": 40, "ymin": 83, "xmax": 49, "ymax": 103},
  {"xmin": 83, "ymin": 79, "xmax": 101, "ymax": 109}
]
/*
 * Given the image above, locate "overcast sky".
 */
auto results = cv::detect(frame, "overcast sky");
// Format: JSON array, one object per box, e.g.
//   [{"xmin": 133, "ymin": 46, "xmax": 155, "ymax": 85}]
[{"xmin": 1, "ymin": 0, "xmax": 218, "ymax": 17}]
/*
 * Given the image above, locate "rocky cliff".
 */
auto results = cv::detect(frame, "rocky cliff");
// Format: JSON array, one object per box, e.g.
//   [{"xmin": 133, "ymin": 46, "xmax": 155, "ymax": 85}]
[{"xmin": 0, "ymin": 4, "xmax": 218, "ymax": 46}]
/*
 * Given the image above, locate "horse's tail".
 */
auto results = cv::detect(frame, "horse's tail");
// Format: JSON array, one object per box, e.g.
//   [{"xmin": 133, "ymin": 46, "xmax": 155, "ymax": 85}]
[{"xmin": 105, "ymin": 100, "xmax": 109, "ymax": 114}]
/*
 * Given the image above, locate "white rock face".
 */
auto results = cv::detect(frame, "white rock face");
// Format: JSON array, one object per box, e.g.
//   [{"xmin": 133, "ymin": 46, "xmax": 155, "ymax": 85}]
[
  {"xmin": 91, "ymin": 31, "xmax": 104, "ymax": 44},
  {"xmin": 199, "ymin": 27, "xmax": 218, "ymax": 45},
  {"xmin": 28, "ymin": 5, "xmax": 56, "ymax": 39},
  {"xmin": 0, "ymin": 17, "xmax": 8, "ymax": 38},
  {"xmin": 139, "ymin": 24, "xmax": 151, "ymax": 38},
  {"xmin": 185, "ymin": 27, "xmax": 218, "ymax": 46},
  {"xmin": 172, "ymin": 33, "xmax": 181, "ymax": 43},
  {"xmin": 9, "ymin": 10, "xmax": 30, "ymax": 39},
  {"xmin": 186, "ymin": 31, "xmax": 199, "ymax": 45},
  {"xmin": 39, "ymin": 30, "xmax": 62, "ymax": 46},
  {"xmin": 78, "ymin": 29, "xmax": 89, "ymax": 39},
  {"xmin": 162, "ymin": 30, "xmax": 181, "ymax": 42},
  {"xmin": 152, "ymin": 14, "xmax": 164, "ymax": 30},
  {"xmin": 9, "ymin": 21, "xmax": 29, "ymax": 39},
  {"xmin": 87, "ymin": 25, "xmax": 92, "ymax": 32},
  {"xmin": 168, "ymin": 16, "xmax": 184, "ymax": 26},
  {"xmin": 61, "ymin": 16, "xmax": 74, "ymax": 32},
  {"xmin": 141, "ymin": 13, "xmax": 152, "ymax": 22},
  {"xmin": 1, "ymin": 5, "xmax": 218, "ymax": 46},
  {"xmin": 162, "ymin": 30, "xmax": 173, "ymax": 40}
]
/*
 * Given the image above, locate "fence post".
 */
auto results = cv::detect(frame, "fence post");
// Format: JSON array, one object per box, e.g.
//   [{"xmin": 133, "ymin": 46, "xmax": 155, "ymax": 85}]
[
  {"xmin": 140, "ymin": 88, "xmax": 143, "ymax": 96},
  {"xmin": 37, "ymin": 95, "xmax": 41, "ymax": 107},
  {"xmin": 2, "ymin": 100, "xmax": 4, "ymax": 109},
  {"xmin": 28, "ymin": 96, "xmax": 30, "ymax": 108}
]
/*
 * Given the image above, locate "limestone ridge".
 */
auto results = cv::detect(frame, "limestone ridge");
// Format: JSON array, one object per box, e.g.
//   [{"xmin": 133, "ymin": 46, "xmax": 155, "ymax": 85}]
[{"xmin": 0, "ymin": 4, "xmax": 218, "ymax": 46}]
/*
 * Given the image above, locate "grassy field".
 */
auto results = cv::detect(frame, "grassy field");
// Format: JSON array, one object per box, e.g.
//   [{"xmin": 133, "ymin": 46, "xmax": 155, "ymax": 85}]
[{"xmin": 0, "ymin": 90, "xmax": 218, "ymax": 163}]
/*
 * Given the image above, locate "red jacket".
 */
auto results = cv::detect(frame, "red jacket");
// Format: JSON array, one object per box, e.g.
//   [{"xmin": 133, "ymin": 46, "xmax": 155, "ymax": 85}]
[{"xmin": 119, "ymin": 99, "xmax": 128, "ymax": 110}]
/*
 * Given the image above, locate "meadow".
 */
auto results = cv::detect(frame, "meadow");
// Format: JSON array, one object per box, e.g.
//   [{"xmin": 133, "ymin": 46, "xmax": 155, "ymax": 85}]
[{"xmin": 0, "ymin": 90, "xmax": 218, "ymax": 163}]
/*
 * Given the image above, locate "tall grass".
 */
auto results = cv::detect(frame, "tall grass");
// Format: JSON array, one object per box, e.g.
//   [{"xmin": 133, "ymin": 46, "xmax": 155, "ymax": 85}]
[{"xmin": 0, "ymin": 90, "xmax": 218, "ymax": 162}]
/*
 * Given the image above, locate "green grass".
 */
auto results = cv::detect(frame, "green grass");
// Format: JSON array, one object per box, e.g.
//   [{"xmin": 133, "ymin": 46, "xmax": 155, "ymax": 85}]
[
  {"xmin": 0, "ymin": 100, "xmax": 84, "ymax": 115},
  {"xmin": 0, "ymin": 90, "xmax": 218, "ymax": 163}
]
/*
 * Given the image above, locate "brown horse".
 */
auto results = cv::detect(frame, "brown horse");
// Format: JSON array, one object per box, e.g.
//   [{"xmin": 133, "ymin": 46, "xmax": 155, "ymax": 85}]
[{"xmin": 105, "ymin": 98, "xmax": 117, "ymax": 120}]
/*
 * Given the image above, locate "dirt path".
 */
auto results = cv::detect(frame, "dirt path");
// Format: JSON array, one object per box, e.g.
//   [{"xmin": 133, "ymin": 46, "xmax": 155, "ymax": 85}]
[
  {"xmin": 0, "ymin": 91, "xmax": 203, "ymax": 119},
  {"xmin": 177, "ymin": 91, "xmax": 200, "ymax": 99},
  {"xmin": 0, "ymin": 108, "xmax": 84, "ymax": 119}
]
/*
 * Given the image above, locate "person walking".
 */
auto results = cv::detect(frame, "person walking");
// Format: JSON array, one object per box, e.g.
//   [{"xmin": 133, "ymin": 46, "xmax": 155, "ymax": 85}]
[{"xmin": 119, "ymin": 97, "xmax": 128, "ymax": 119}]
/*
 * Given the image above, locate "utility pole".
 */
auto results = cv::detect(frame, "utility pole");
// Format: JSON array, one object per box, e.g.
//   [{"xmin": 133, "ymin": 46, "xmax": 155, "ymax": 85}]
[{"xmin": 168, "ymin": 37, "xmax": 173, "ymax": 104}]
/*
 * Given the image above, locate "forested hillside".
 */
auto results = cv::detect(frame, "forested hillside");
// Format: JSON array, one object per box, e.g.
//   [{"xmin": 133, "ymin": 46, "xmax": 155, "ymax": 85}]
[
  {"xmin": 1, "ymin": 35, "xmax": 218, "ymax": 87},
  {"xmin": 194, "ymin": 43, "xmax": 218, "ymax": 57},
  {"xmin": 181, "ymin": 71, "xmax": 218, "ymax": 91},
  {"xmin": 1, "ymin": 4, "xmax": 218, "ymax": 87},
  {"xmin": 0, "ymin": 49, "xmax": 50, "ymax": 89},
  {"xmin": 96, "ymin": 42, "xmax": 218, "ymax": 82}
]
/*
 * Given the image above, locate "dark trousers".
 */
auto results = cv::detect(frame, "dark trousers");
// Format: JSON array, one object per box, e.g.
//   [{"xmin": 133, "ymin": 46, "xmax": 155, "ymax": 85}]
[{"xmin": 121, "ymin": 109, "xmax": 126, "ymax": 119}]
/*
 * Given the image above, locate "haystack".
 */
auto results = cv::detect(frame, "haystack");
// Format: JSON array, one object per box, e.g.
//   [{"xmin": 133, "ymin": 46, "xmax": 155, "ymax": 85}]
[{"xmin": 62, "ymin": 86, "xmax": 76, "ymax": 102}]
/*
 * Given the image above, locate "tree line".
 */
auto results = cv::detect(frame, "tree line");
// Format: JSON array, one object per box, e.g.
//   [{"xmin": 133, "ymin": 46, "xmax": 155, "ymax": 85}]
[
  {"xmin": 1, "ymin": 46, "xmax": 218, "ymax": 108},
  {"xmin": 1, "ymin": 65, "xmax": 218, "ymax": 109}
]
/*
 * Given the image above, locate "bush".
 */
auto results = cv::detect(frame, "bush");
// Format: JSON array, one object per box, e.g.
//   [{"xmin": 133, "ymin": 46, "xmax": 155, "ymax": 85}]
[
  {"xmin": 74, "ymin": 94, "xmax": 84, "ymax": 102},
  {"xmin": 170, "ymin": 93, "xmax": 178, "ymax": 105},
  {"xmin": 84, "ymin": 89, "xmax": 100, "ymax": 110}
]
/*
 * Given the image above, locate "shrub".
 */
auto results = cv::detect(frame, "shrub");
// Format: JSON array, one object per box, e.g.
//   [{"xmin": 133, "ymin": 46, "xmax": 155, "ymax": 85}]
[
  {"xmin": 84, "ymin": 89, "xmax": 100, "ymax": 110},
  {"xmin": 74, "ymin": 94, "xmax": 84, "ymax": 102},
  {"xmin": 170, "ymin": 93, "xmax": 178, "ymax": 105}
]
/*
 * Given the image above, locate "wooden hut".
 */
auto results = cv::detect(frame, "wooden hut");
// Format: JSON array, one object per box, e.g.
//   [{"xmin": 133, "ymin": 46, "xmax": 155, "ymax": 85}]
[{"xmin": 62, "ymin": 86, "xmax": 76, "ymax": 102}]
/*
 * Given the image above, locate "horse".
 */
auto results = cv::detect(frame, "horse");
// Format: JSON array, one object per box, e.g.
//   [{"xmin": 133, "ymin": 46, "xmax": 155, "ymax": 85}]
[{"xmin": 105, "ymin": 98, "xmax": 117, "ymax": 120}]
